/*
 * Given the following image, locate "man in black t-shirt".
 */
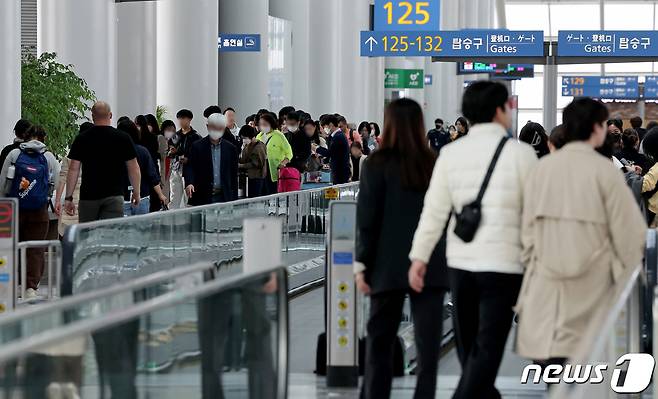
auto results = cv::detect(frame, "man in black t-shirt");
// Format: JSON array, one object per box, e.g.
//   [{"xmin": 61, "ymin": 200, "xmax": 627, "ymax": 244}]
[{"xmin": 64, "ymin": 101, "xmax": 141, "ymax": 223}]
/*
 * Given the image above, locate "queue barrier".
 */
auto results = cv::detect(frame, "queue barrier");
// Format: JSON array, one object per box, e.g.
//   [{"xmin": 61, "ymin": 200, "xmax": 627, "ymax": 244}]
[{"xmin": 16, "ymin": 240, "xmax": 61, "ymax": 302}]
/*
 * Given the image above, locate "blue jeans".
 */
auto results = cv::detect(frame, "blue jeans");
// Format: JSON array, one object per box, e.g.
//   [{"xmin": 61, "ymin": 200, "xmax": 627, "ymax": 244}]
[{"xmin": 123, "ymin": 196, "xmax": 150, "ymax": 217}]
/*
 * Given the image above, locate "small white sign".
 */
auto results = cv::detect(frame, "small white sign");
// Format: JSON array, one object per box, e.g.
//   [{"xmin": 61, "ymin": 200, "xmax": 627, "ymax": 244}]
[{"xmin": 243, "ymin": 218, "xmax": 282, "ymax": 273}]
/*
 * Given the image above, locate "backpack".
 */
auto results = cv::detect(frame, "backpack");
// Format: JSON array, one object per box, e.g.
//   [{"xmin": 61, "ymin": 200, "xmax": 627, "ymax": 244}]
[{"xmin": 9, "ymin": 150, "xmax": 49, "ymax": 210}]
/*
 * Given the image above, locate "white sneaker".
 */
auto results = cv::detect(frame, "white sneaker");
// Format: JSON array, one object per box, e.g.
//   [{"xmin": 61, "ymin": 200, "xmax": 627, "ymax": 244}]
[
  {"xmin": 62, "ymin": 383, "xmax": 80, "ymax": 399},
  {"xmin": 25, "ymin": 288, "xmax": 39, "ymax": 300},
  {"xmin": 46, "ymin": 383, "xmax": 63, "ymax": 399}
]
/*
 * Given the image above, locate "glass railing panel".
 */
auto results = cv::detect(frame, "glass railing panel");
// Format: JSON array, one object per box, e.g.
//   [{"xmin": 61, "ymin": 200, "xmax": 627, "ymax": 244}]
[
  {"xmin": 0, "ymin": 267, "xmax": 287, "ymax": 399},
  {"xmin": 63, "ymin": 183, "xmax": 360, "ymax": 296},
  {"xmin": 0, "ymin": 263, "xmax": 213, "ymax": 351}
]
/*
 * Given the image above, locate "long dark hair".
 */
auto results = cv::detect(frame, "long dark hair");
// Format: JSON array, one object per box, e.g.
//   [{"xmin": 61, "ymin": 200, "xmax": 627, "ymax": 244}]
[
  {"xmin": 374, "ymin": 99, "xmax": 436, "ymax": 190},
  {"xmin": 519, "ymin": 121, "xmax": 550, "ymax": 158},
  {"xmin": 135, "ymin": 115, "xmax": 151, "ymax": 141},
  {"xmin": 146, "ymin": 114, "xmax": 160, "ymax": 136}
]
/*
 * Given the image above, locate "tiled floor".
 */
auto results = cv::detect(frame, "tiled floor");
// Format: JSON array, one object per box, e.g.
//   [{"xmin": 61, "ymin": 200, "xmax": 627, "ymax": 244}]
[
  {"xmin": 288, "ymin": 289, "xmax": 546, "ymax": 398},
  {"xmin": 288, "ymin": 373, "xmax": 547, "ymax": 399}
]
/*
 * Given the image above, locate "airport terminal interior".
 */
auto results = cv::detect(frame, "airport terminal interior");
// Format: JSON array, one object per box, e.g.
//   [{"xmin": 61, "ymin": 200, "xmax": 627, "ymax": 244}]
[{"xmin": 2, "ymin": 0, "xmax": 658, "ymax": 398}]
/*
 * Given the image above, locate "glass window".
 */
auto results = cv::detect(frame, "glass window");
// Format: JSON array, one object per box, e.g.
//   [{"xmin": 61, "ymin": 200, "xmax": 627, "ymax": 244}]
[
  {"xmin": 550, "ymin": 4, "xmax": 600, "ymax": 36},
  {"xmin": 605, "ymin": 4, "xmax": 654, "ymax": 30},
  {"xmin": 506, "ymin": 4, "xmax": 550, "ymax": 33},
  {"xmin": 518, "ymin": 110, "xmax": 544, "ymax": 130},
  {"xmin": 513, "ymin": 76, "xmax": 544, "ymax": 109},
  {"xmin": 605, "ymin": 62, "xmax": 653, "ymax": 73},
  {"xmin": 558, "ymin": 64, "xmax": 602, "ymax": 74}
]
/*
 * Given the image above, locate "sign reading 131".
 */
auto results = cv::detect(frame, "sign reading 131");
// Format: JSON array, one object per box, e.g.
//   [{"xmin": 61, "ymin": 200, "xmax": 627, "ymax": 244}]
[{"xmin": 375, "ymin": 0, "xmax": 441, "ymax": 31}]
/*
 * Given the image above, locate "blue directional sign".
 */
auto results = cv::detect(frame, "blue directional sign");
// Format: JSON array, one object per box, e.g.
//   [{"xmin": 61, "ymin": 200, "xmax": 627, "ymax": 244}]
[
  {"xmin": 558, "ymin": 31, "xmax": 658, "ymax": 57},
  {"xmin": 645, "ymin": 76, "xmax": 658, "ymax": 99},
  {"xmin": 218, "ymin": 34, "xmax": 261, "ymax": 52},
  {"xmin": 562, "ymin": 76, "xmax": 639, "ymax": 99},
  {"xmin": 374, "ymin": 0, "xmax": 441, "ymax": 31},
  {"xmin": 360, "ymin": 30, "xmax": 544, "ymax": 57}
]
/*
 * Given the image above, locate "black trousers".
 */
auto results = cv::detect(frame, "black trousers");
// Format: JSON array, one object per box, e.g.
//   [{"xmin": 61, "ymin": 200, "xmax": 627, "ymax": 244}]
[
  {"xmin": 448, "ymin": 268, "xmax": 523, "ymax": 399},
  {"xmin": 361, "ymin": 288, "xmax": 446, "ymax": 399}
]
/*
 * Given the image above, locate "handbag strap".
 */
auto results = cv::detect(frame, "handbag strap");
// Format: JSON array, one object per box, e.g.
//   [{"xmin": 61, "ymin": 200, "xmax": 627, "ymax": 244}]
[{"xmin": 475, "ymin": 136, "xmax": 509, "ymax": 204}]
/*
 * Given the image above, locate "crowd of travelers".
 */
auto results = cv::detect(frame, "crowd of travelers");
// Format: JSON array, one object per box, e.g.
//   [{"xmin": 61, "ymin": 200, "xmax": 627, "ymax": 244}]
[
  {"xmin": 2, "ymin": 79, "xmax": 653, "ymax": 398},
  {"xmin": 2, "ymin": 101, "xmax": 380, "ymax": 300},
  {"xmin": 356, "ymin": 81, "xmax": 648, "ymax": 399}
]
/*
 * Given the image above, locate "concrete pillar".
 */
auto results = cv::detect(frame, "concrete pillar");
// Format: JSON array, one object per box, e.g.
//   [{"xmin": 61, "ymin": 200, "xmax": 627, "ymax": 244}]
[
  {"xmin": 39, "ymin": 0, "xmax": 117, "ymax": 112},
  {"xmin": 0, "ymin": 0, "xmax": 21, "ymax": 145},
  {"xmin": 270, "ymin": 0, "xmax": 310, "ymax": 111},
  {"xmin": 116, "ymin": 1, "xmax": 157, "ymax": 119},
  {"xmin": 335, "ymin": 0, "xmax": 371, "ymax": 124},
  {"xmin": 157, "ymin": 0, "xmax": 218, "ymax": 126},
  {"xmin": 308, "ymin": 0, "xmax": 339, "ymax": 119},
  {"xmin": 543, "ymin": 64, "xmax": 558, "ymax": 130},
  {"xmin": 218, "ymin": 0, "xmax": 268, "ymax": 121}
]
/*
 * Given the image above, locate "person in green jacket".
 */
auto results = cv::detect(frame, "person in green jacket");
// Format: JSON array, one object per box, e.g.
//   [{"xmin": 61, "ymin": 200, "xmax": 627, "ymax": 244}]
[{"xmin": 256, "ymin": 113, "xmax": 293, "ymax": 195}]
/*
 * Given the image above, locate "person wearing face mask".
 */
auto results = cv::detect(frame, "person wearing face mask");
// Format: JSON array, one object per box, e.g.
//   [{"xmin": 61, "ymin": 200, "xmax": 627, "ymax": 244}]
[
  {"xmin": 224, "ymin": 107, "xmax": 240, "ymax": 137},
  {"xmin": 409, "ymin": 81, "xmax": 538, "ymax": 399},
  {"xmin": 238, "ymin": 126, "xmax": 267, "ymax": 198},
  {"xmin": 159, "ymin": 120, "xmax": 177, "ymax": 204},
  {"xmin": 315, "ymin": 114, "xmax": 351, "ymax": 184},
  {"xmin": 184, "ymin": 113, "xmax": 239, "ymax": 205},
  {"xmin": 255, "ymin": 113, "xmax": 293, "ymax": 195},
  {"xmin": 285, "ymin": 112, "xmax": 311, "ymax": 174}
]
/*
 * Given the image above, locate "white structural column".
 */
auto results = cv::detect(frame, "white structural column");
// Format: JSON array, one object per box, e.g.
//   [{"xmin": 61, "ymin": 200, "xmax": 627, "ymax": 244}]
[
  {"xmin": 39, "ymin": 0, "xmax": 117, "ymax": 110},
  {"xmin": 270, "ymin": 0, "xmax": 310, "ymax": 111},
  {"xmin": 116, "ymin": 1, "xmax": 157, "ymax": 118},
  {"xmin": 157, "ymin": 0, "xmax": 218, "ymax": 124},
  {"xmin": 0, "ymin": 0, "xmax": 21, "ymax": 146},
  {"xmin": 308, "ymin": 0, "xmax": 339, "ymax": 119},
  {"xmin": 218, "ymin": 0, "xmax": 269, "ymax": 119},
  {"xmin": 335, "ymin": 0, "xmax": 373, "ymax": 123}
]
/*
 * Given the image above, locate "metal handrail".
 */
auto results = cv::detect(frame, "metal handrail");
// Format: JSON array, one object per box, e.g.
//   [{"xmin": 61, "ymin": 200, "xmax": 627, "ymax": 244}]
[{"xmin": 17, "ymin": 240, "xmax": 60, "ymax": 301}]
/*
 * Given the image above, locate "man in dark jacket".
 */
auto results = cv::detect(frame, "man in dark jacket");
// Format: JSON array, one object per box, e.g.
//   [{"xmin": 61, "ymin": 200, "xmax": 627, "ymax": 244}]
[
  {"xmin": 285, "ymin": 111, "xmax": 311, "ymax": 173},
  {"xmin": 316, "ymin": 114, "xmax": 351, "ymax": 184},
  {"xmin": 427, "ymin": 118, "xmax": 450, "ymax": 154},
  {"xmin": 184, "ymin": 113, "xmax": 238, "ymax": 205}
]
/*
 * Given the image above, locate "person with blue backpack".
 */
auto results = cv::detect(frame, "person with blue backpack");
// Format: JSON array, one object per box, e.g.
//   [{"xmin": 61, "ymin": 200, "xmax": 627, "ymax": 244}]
[{"xmin": 0, "ymin": 125, "xmax": 59, "ymax": 300}]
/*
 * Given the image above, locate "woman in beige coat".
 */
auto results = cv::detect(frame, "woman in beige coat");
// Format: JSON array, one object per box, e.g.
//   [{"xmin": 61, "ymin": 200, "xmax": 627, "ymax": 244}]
[{"xmin": 515, "ymin": 98, "xmax": 646, "ymax": 364}]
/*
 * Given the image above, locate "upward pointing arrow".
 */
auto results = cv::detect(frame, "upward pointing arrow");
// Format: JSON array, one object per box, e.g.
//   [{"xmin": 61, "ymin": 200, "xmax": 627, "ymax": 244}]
[{"xmin": 365, "ymin": 36, "xmax": 378, "ymax": 52}]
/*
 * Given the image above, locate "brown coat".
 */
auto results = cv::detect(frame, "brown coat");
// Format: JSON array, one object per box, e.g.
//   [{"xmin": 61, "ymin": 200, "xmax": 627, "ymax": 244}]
[
  {"xmin": 515, "ymin": 142, "xmax": 646, "ymax": 360},
  {"xmin": 239, "ymin": 141, "xmax": 267, "ymax": 179}
]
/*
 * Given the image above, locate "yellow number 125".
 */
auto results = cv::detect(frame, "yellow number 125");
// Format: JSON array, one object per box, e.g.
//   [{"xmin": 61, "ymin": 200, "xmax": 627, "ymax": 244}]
[{"xmin": 384, "ymin": 1, "xmax": 431, "ymax": 25}]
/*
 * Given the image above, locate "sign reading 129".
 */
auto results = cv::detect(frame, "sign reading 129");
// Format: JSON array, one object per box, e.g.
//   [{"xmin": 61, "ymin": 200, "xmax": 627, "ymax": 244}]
[{"xmin": 375, "ymin": 0, "xmax": 441, "ymax": 31}]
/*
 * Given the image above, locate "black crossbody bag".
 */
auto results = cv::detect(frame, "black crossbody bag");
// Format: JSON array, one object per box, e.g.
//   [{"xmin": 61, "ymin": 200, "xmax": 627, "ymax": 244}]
[{"xmin": 454, "ymin": 137, "xmax": 509, "ymax": 243}]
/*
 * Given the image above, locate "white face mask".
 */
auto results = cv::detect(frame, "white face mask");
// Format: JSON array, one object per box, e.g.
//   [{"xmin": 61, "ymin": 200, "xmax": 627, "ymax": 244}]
[
  {"xmin": 324, "ymin": 127, "xmax": 332, "ymax": 136},
  {"xmin": 164, "ymin": 130, "xmax": 175, "ymax": 140},
  {"xmin": 243, "ymin": 138, "xmax": 252, "ymax": 145},
  {"xmin": 208, "ymin": 129, "xmax": 224, "ymax": 141},
  {"xmin": 260, "ymin": 126, "xmax": 272, "ymax": 134},
  {"xmin": 288, "ymin": 125, "xmax": 299, "ymax": 133}
]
